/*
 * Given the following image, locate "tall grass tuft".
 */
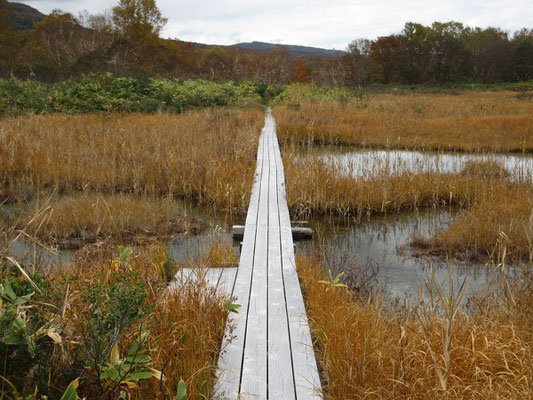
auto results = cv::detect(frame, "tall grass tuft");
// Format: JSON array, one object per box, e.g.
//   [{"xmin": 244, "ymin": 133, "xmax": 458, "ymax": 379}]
[{"xmin": 297, "ymin": 254, "xmax": 533, "ymax": 399}]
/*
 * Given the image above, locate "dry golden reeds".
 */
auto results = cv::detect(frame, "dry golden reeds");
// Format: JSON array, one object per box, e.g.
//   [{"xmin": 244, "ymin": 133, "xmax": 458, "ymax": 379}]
[
  {"xmin": 143, "ymin": 282, "xmax": 229, "ymax": 398},
  {"xmin": 283, "ymin": 147, "xmax": 533, "ymax": 262},
  {"xmin": 45, "ymin": 241, "xmax": 229, "ymax": 399},
  {"xmin": 0, "ymin": 108, "xmax": 263, "ymax": 212},
  {"xmin": 297, "ymin": 254, "xmax": 533, "ymax": 399},
  {"xmin": 15, "ymin": 194, "xmax": 201, "ymax": 248},
  {"xmin": 274, "ymin": 91, "xmax": 533, "ymax": 153}
]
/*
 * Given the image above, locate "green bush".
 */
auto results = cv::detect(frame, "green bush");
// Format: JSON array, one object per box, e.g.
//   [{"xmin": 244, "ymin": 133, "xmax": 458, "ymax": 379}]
[{"xmin": 0, "ymin": 75, "xmax": 265, "ymax": 117}]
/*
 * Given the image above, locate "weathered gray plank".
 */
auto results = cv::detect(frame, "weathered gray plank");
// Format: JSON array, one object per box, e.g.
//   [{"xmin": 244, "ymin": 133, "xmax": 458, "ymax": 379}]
[
  {"xmin": 214, "ymin": 126, "xmax": 266, "ymax": 398},
  {"xmin": 240, "ymin": 221, "xmax": 268, "ymax": 399},
  {"xmin": 245, "ymin": 120, "xmax": 268, "ymax": 227},
  {"xmin": 267, "ymin": 124, "xmax": 296, "ymax": 399},
  {"xmin": 214, "ymin": 229, "xmax": 256, "ymax": 399},
  {"xmin": 172, "ymin": 267, "xmax": 237, "ymax": 294},
  {"xmin": 219, "ymin": 267, "xmax": 238, "ymax": 296},
  {"xmin": 239, "ymin": 121, "xmax": 271, "ymax": 398},
  {"xmin": 215, "ymin": 109, "xmax": 321, "ymax": 399}
]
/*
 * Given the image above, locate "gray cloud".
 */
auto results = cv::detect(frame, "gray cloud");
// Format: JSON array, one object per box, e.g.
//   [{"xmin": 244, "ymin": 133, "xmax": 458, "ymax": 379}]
[{"xmin": 23, "ymin": 0, "xmax": 533, "ymax": 50}]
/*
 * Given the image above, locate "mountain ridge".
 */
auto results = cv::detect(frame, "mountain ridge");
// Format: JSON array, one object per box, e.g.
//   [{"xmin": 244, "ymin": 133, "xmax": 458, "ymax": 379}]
[
  {"xmin": 5, "ymin": 1, "xmax": 44, "ymax": 30},
  {"xmin": 231, "ymin": 41, "xmax": 346, "ymax": 58}
]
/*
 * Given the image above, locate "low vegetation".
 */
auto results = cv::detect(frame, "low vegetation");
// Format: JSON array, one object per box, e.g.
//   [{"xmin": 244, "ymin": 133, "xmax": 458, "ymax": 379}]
[
  {"xmin": 0, "ymin": 75, "xmax": 266, "ymax": 117},
  {"xmin": 12, "ymin": 194, "xmax": 201, "ymax": 248},
  {"xmin": 274, "ymin": 86, "xmax": 533, "ymax": 153},
  {"xmin": 0, "ymin": 108, "xmax": 263, "ymax": 249},
  {"xmin": 0, "ymin": 234, "xmax": 231, "ymax": 399},
  {"xmin": 298, "ymin": 254, "xmax": 533, "ymax": 399}
]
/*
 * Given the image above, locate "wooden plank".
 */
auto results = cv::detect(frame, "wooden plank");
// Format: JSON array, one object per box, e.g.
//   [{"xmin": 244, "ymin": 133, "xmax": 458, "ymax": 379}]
[
  {"xmin": 215, "ymin": 125, "xmax": 266, "ymax": 398},
  {"xmin": 267, "ymin": 123, "xmax": 296, "ymax": 399},
  {"xmin": 271, "ymin": 110, "xmax": 321, "ymax": 398},
  {"xmin": 204, "ymin": 267, "xmax": 224, "ymax": 286},
  {"xmin": 214, "ymin": 228, "xmax": 256, "ymax": 399},
  {"xmin": 219, "ymin": 267, "xmax": 238, "ymax": 296},
  {"xmin": 240, "ymin": 221, "xmax": 268, "ymax": 399},
  {"xmin": 173, "ymin": 267, "xmax": 237, "ymax": 291},
  {"xmin": 245, "ymin": 123, "xmax": 267, "ymax": 227},
  {"xmin": 239, "ymin": 121, "xmax": 270, "ymax": 399},
  {"xmin": 232, "ymin": 225, "xmax": 312, "ymax": 241}
]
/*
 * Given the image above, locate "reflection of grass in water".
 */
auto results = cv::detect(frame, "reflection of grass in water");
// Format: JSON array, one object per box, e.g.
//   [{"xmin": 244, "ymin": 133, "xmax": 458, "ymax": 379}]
[
  {"xmin": 14, "ymin": 194, "xmax": 202, "ymax": 248},
  {"xmin": 284, "ymin": 147, "xmax": 533, "ymax": 262},
  {"xmin": 274, "ymin": 90, "xmax": 533, "ymax": 153},
  {"xmin": 178, "ymin": 228, "xmax": 239, "ymax": 269},
  {"xmin": 297, "ymin": 254, "xmax": 533, "ymax": 399}
]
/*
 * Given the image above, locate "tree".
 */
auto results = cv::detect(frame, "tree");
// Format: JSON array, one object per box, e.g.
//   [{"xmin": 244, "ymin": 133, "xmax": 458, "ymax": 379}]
[
  {"xmin": 512, "ymin": 29, "xmax": 533, "ymax": 81},
  {"xmin": 201, "ymin": 46, "xmax": 232, "ymax": 79},
  {"xmin": 400, "ymin": 22, "xmax": 431, "ymax": 83},
  {"xmin": 0, "ymin": 0, "xmax": 8, "ymax": 30},
  {"xmin": 112, "ymin": 0, "xmax": 167, "ymax": 42},
  {"xmin": 255, "ymin": 46, "xmax": 291, "ymax": 84},
  {"xmin": 426, "ymin": 22, "xmax": 469, "ymax": 82},
  {"xmin": 344, "ymin": 39, "xmax": 371, "ymax": 87},
  {"xmin": 370, "ymin": 35, "xmax": 403, "ymax": 83}
]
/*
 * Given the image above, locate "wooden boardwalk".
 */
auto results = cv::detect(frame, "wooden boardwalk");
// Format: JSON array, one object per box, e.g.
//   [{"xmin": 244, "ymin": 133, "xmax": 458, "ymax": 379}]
[{"xmin": 214, "ymin": 110, "xmax": 321, "ymax": 400}]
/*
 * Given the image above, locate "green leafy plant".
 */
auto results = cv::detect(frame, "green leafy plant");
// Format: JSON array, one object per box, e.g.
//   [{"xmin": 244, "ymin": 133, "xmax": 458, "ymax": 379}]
[
  {"xmin": 115, "ymin": 245, "xmax": 133, "ymax": 271},
  {"xmin": 89, "ymin": 328, "xmax": 159, "ymax": 391},
  {"xmin": 0, "ymin": 278, "xmax": 37, "ymax": 354},
  {"xmin": 318, "ymin": 270, "xmax": 347, "ymax": 288},
  {"xmin": 222, "ymin": 298, "xmax": 241, "ymax": 314},
  {"xmin": 174, "ymin": 379, "xmax": 187, "ymax": 400},
  {"xmin": 59, "ymin": 379, "xmax": 80, "ymax": 400}
]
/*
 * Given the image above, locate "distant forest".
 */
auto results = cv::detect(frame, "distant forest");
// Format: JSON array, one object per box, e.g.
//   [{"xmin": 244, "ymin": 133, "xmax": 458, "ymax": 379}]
[{"xmin": 1, "ymin": 0, "xmax": 532, "ymax": 85}]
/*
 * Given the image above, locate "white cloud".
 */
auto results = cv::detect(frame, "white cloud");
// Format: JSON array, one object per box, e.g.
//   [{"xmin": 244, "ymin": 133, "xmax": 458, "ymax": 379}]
[{"xmin": 23, "ymin": 0, "xmax": 533, "ymax": 50}]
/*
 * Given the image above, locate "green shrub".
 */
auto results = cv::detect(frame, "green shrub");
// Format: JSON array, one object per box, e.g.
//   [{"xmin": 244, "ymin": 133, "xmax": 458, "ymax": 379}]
[{"xmin": 0, "ymin": 75, "xmax": 264, "ymax": 117}]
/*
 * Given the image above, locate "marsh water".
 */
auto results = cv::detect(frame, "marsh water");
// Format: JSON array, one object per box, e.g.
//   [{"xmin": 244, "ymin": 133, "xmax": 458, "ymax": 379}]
[
  {"xmin": 3, "ymin": 200, "xmax": 497, "ymax": 302},
  {"xmin": 296, "ymin": 208, "xmax": 498, "ymax": 302},
  {"xmin": 4, "ymin": 145, "xmax": 530, "ymax": 301},
  {"xmin": 293, "ymin": 145, "xmax": 533, "ymax": 182}
]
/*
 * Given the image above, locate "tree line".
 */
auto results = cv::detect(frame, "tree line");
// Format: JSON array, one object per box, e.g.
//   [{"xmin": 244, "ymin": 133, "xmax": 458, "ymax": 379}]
[{"xmin": 1, "ymin": 0, "xmax": 532, "ymax": 85}]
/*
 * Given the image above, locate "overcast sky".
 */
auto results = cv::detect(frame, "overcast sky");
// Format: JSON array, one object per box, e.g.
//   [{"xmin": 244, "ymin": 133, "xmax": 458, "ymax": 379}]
[{"xmin": 22, "ymin": 0, "xmax": 533, "ymax": 50}]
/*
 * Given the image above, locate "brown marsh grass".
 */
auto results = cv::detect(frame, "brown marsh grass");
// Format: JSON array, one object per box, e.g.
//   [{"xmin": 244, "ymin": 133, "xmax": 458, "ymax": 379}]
[
  {"xmin": 13, "ymin": 194, "xmax": 202, "ymax": 248},
  {"xmin": 413, "ymin": 187, "xmax": 533, "ymax": 262},
  {"xmin": 0, "ymin": 229, "xmax": 230, "ymax": 398},
  {"xmin": 69, "ymin": 243, "xmax": 230, "ymax": 398},
  {"xmin": 0, "ymin": 108, "xmax": 263, "ymax": 212},
  {"xmin": 274, "ymin": 91, "xmax": 533, "ymax": 152},
  {"xmin": 297, "ymin": 254, "xmax": 533, "ymax": 399},
  {"xmin": 283, "ymin": 153, "xmax": 533, "ymax": 262}
]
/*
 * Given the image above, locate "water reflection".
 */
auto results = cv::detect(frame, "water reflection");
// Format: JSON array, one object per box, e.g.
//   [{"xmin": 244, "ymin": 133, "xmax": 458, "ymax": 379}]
[
  {"xmin": 295, "ymin": 146, "xmax": 533, "ymax": 182},
  {"xmin": 1, "ymin": 200, "xmax": 238, "ymax": 269},
  {"xmin": 297, "ymin": 208, "xmax": 498, "ymax": 302},
  {"xmin": 1, "ymin": 196, "xmax": 512, "ymax": 303}
]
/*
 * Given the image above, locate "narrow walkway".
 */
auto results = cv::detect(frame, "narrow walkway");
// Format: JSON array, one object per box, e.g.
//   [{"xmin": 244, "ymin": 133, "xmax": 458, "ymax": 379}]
[{"xmin": 214, "ymin": 110, "xmax": 321, "ymax": 399}]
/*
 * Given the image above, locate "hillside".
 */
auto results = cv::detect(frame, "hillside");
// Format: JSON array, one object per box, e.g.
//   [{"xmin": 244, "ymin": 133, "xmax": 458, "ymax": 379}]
[
  {"xmin": 3, "ymin": 2, "xmax": 344, "ymax": 58},
  {"xmin": 232, "ymin": 41, "xmax": 345, "ymax": 58},
  {"xmin": 6, "ymin": 1, "xmax": 44, "ymax": 30}
]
